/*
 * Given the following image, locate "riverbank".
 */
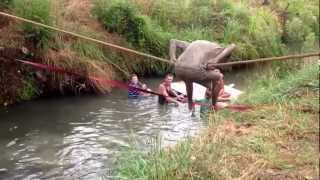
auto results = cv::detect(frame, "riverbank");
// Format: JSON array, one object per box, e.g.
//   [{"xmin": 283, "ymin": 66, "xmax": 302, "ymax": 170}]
[
  {"xmin": 0, "ymin": 0, "xmax": 318, "ymax": 106},
  {"xmin": 116, "ymin": 62, "xmax": 319, "ymax": 179}
]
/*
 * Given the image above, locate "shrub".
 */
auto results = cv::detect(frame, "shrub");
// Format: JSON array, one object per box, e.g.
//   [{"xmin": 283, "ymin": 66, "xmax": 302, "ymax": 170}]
[
  {"xmin": 18, "ymin": 74, "xmax": 39, "ymax": 101},
  {"xmin": 93, "ymin": 0, "xmax": 171, "ymax": 57},
  {"xmin": 12, "ymin": 0, "xmax": 54, "ymax": 49},
  {"xmin": 0, "ymin": 0, "xmax": 12, "ymax": 9},
  {"xmin": 302, "ymin": 32, "xmax": 317, "ymax": 52},
  {"xmin": 248, "ymin": 9, "xmax": 285, "ymax": 57},
  {"xmin": 285, "ymin": 17, "xmax": 311, "ymax": 52}
]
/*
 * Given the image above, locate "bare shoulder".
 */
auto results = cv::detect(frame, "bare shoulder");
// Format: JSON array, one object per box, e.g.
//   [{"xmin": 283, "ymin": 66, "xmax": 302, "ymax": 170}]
[{"xmin": 158, "ymin": 83, "xmax": 165, "ymax": 89}]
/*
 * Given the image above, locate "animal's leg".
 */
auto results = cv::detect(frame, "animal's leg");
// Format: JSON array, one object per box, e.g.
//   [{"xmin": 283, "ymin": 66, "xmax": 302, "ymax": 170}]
[
  {"xmin": 169, "ymin": 39, "xmax": 190, "ymax": 63},
  {"xmin": 185, "ymin": 80, "xmax": 194, "ymax": 111},
  {"xmin": 211, "ymin": 80, "xmax": 222, "ymax": 109},
  {"xmin": 205, "ymin": 70, "xmax": 223, "ymax": 108}
]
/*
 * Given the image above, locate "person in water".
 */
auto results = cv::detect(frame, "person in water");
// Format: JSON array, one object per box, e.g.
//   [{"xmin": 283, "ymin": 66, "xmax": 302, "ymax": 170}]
[
  {"xmin": 199, "ymin": 70, "xmax": 231, "ymax": 113},
  {"xmin": 158, "ymin": 73, "xmax": 185, "ymax": 105},
  {"xmin": 128, "ymin": 74, "xmax": 144, "ymax": 98}
]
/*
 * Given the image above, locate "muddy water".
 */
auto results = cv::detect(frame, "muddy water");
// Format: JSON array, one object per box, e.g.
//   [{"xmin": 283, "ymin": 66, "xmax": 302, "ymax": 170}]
[
  {"xmin": 0, "ymin": 73, "xmax": 248, "ymax": 180},
  {"xmin": 0, "ymin": 78, "xmax": 203, "ymax": 179}
]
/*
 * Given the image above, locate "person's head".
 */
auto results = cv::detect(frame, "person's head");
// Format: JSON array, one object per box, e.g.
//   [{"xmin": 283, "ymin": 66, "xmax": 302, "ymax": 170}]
[
  {"xmin": 164, "ymin": 73, "xmax": 174, "ymax": 85},
  {"xmin": 214, "ymin": 68, "xmax": 223, "ymax": 78},
  {"xmin": 131, "ymin": 74, "xmax": 139, "ymax": 84},
  {"xmin": 205, "ymin": 88, "xmax": 212, "ymax": 99}
]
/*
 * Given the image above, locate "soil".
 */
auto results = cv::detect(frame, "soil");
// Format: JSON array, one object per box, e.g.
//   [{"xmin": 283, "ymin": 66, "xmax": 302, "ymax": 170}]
[{"xmin": 0, "ymin": 48, "xmax": 25, "ymax": 106}]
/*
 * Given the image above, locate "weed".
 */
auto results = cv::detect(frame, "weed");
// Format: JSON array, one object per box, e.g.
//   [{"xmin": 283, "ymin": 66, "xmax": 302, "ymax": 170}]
[{"xmin": 12, "ymin": 0, "xmax": 54, "ymax": 49}]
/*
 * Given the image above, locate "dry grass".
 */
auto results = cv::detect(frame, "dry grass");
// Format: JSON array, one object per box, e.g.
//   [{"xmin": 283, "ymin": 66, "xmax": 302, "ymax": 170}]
[
  {"xmin": 43, "ymin": 48, "xmax": 115, "ymax": 94},
  {"xmin": 0, "ymin": 21, "xmax": 25, "ymax": 48}
]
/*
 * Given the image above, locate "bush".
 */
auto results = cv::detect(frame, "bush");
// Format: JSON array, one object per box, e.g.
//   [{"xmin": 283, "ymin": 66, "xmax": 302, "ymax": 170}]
[
  {"xmin": 248, "ymin": 9, "xmax": 285, "ymax": 57},
  {"xmin": 285, "ymin": 17, "xmax": 311, "ymax": 52},
  {"xmin": 0, "ymin": 0, "xmax": 12, "ymax": 9},
  {"xmin": 93, "ymin": 0, "xmax": 171, "ymax": 57},
  {"xmin": 18, "ymin": 74, "xmax": 39, "ymax": 101},
  {"xmin": 12, "ymin": 0, "xmax": 54, "ymax": 49}
]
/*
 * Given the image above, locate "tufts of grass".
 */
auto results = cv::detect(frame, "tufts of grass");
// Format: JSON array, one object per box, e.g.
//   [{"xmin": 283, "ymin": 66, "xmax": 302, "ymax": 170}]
[
  {"xmin": 18, "ymin": 72, "xmax": 40, "ymax": 101},
  {"xmin": 239, "ymin": 62, "xmax": 319, "ymax": 105}
]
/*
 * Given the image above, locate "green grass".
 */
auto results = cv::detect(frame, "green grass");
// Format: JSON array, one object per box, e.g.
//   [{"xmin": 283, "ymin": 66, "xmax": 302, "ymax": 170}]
[
  {"xmin": 115, "ymin": 63, "xmax": 319, "ymax": 179},
  {"xmin": 12, "ymin": 0, "xmax": 54, "ymax": 49},
  {"xmin": 0, "ymin": 0, "xmax": 12, "ymax": 9},
  {"xmin": 18, "ymin": 72, "xmax": 40, "ymax": 101},
  {"xmin": 93, "ymin": 0, "xmax": 319, "ymax": 71},
  {"xmin": 239, "ymin": 62, "xmax": 319, "ymax": 104}
]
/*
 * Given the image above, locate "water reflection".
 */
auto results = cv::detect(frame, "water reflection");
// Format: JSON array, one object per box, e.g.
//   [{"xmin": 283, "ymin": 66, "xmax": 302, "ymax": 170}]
[{"xmin": 0, "ymin": 80, "xmax": 205, "ymax": 179}]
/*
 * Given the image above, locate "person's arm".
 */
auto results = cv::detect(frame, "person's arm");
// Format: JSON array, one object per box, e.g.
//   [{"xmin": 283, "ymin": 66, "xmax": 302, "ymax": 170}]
[
  {"xmin": 168, "ymin": 86, "xmax": 186, "ymax": 101},
  {"xmin": 159, "ymin": 84, "xmax": 180, "ymax": 104}
]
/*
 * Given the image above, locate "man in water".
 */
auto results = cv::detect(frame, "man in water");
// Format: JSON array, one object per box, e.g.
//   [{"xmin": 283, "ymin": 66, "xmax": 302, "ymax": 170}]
[
  {"xmin": 158, "ymin": 73, "xmax": 185, "ymax": 105},
  {"xmin": 128, "ymin": 74, "xmax": 144, "ymax": 98}
]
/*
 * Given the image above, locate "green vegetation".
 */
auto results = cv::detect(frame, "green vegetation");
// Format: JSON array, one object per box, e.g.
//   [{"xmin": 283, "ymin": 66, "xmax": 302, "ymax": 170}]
[
  {"xmin": 0, "ymin": 0, "xmax": 12, "ymax": 9},
  {"xmin": 1, "ymin": 0, "xmax": 319, "ymax": 104},
  {"xmin": 93, "ymin": 0, "xmax": 170, "ymax": 57},
  {"xmin": 94, "ymin": 0, "xmax": 319, "ymax": 63},
  {"xmin": 12, "ymin": 0, "xmax": 54, "ymax": 49},
  {"xmin": 18, "ymin": 73, "xmax": 40, "ymax": 101},
  {"xmin": 240, "ymin": 62, "xmax": 319, "ymax": 104},
  {"xmin": 116, "ymin": 63, "xmax": 319, "ymax": 179}
]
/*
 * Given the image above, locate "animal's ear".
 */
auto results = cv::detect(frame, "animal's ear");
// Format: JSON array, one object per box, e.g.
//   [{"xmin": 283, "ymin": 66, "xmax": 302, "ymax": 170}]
[{"xmin": 215, "ymin": 44, "xmax": 236, "ymax": 63}]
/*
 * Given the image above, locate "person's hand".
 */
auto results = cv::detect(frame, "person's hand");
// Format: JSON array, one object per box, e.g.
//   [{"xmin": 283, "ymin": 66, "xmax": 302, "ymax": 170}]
[
  {"xmin": 175, "ymin": 101, "xmax": 180, "ymax": 106},
  {"xmin": 177, "ymin": 94, "xmax": 185, "ymax": 101}
]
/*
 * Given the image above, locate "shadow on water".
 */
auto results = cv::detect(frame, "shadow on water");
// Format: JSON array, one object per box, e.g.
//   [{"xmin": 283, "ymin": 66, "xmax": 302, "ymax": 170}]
[{"xmin": 0, "ymin": 78, "xmax": 207, "ymax": 179}]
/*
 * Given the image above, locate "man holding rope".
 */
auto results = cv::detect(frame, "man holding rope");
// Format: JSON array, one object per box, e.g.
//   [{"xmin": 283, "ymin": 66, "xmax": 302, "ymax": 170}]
[{"xmin": 158, "ymin": 73, "xmax": 185, "ymax": 106}]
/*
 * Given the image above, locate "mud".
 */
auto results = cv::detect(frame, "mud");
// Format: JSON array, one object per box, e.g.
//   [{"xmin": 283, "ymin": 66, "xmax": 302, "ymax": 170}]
[{"xmin": 0, "ymin": 48, "xmax": 25, "ymax": 105}]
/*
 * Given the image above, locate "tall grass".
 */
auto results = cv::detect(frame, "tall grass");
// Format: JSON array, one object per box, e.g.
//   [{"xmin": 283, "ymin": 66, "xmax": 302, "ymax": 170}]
[
  {"xmin": 12, "ymin": 0, "xmax": 54, "ymax": 49},
  {"xmin": 238, "ymin": 62, "xmax": 319, "ymax": 105},
  {"xmin": 94, "ymin": 0, "xmax": 319, "ymax": 65}
]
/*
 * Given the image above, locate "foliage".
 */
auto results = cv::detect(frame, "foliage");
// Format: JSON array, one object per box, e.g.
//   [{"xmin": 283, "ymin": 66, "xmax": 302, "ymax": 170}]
[
  {"xmin": 93, "ymin": 0, "xmax": 170, "ymax": 57},
  {"xmin": 0, "ymin": 0, "xmax": 12, "ymax": 9},
  {"xmin": 12, "ymin": 0, "xmax": 54, "ymax": 49},
  {"xmin": 92, "ymin": 0, "xmax": 319, "ymax": 76},
  {"xmin": 239, "ymin": 62, "xmax": 319, "ymax": 104},
  {"xmin": 18, "ymin": 73, "xmax": 40, "ymax": 101}
]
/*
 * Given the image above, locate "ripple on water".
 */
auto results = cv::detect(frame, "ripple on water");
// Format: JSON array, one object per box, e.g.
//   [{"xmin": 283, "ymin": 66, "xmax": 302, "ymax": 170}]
[{"xmin": 0, "ymin": 89, "xmax": 206, "ymax": 179}]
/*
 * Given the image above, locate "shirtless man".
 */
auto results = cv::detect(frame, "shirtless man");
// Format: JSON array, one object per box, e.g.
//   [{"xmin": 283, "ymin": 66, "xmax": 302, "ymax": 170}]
[{"xmin": 158, "ymin": 73, "xmax": 185, "ymax": 105}]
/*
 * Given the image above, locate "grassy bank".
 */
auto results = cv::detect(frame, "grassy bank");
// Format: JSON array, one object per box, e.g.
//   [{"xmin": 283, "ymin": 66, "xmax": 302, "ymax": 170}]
[
  {"xmin": 116, "ymin": 62, "xmax": 319, "ymax": 179},
  {"xmin": 93, "ymin": 0, "xmax": 319, "ymax": 62},
  {"xmin": 1, "ymin": 0, "xmax": 319, "ymax": 106}
]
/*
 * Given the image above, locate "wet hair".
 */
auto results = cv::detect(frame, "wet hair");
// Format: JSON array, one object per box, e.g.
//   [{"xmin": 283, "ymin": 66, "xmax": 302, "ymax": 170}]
[
  {"xmin": 131, "ymin": 73, "xmax": 138, "ymax": 78},
  {"xmin": 165, "ymin": 73, "xmax": 174, "ymax": 78}
]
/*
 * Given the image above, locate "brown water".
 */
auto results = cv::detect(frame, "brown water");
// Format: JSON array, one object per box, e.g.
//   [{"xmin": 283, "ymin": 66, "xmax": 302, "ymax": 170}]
[{"xmin": 0, "ymin": 73, "xmax": 248, "ymax": 180}]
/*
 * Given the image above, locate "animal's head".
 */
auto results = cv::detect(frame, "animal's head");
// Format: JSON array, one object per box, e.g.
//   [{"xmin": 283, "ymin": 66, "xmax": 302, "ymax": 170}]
[{"xmin": 215, "ymin": 44, "xmax": 236, "ymax": 64}]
